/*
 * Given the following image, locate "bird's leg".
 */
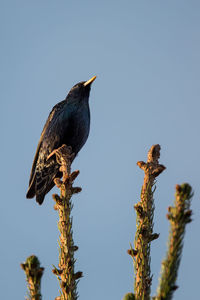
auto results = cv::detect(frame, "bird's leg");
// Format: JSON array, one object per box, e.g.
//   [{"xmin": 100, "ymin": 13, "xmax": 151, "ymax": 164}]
[
  {"xmin": 54, "ymin": 178, "xmax": 63, "ymax": 188},
  {"xmin": 48, "ymin": 145, "xmax": 75, "ymax": 180},
  {"xmin": 47, "ymin": 148, "xmax": 59, "ymax": 161}
]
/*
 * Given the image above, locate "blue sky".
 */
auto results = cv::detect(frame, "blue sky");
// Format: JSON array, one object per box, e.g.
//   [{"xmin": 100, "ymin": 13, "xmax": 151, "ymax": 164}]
[{"xmin": 1, "ymin": 1, "xmax": 200, "ymax": 299}]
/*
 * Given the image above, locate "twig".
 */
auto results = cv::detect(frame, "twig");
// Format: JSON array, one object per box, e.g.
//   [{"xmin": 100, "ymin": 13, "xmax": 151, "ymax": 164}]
[
  {"xmin": 21, "ymin": 255, "xmax": 44, "ymax": 300},
  {"xmin": 128, "ymin": 144, "xmax": 166, "ymax": 300},
  {"xmin": 155, "ymin": 183, "xmax": 193, "ymax": 300},
  {"xmin": 51, "ymin": 145, "xmax": 82, "ymax": 300}
]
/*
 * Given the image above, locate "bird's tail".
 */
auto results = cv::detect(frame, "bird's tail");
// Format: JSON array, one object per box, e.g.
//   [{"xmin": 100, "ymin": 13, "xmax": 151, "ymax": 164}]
[
  {"xmin": 26, "ymin": 176, "xmax": 45, "ymax": 205},
  {"xmin": 26, "ymin": 174, "xmax": 36, "ymax": 199},
  {"xmin": 36, "ymin": 193, "xmax": 45, "ymax": 205},
  {"xmin": 26, "ymin": 160, "xmax": 60, "ymax": 205}
]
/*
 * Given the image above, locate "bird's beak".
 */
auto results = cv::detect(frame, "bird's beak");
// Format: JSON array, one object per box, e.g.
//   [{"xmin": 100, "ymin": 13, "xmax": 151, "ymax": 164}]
[{"xmin": 84, "ymin": 76, "xmax": 97, "ymax": 87}]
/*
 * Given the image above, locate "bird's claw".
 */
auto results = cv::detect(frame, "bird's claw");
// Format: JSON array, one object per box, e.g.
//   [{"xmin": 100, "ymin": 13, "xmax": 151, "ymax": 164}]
[
  {"xmin": 47, "ymin": 145, "xmax": 74, "ymax": 163},
  {"xmin": 54, "ymin": 178, "xmax": 63, "ymax": 188},
  {"xmin": 47, "ymin": 149, "xmax": 58, "ymax": 160}
]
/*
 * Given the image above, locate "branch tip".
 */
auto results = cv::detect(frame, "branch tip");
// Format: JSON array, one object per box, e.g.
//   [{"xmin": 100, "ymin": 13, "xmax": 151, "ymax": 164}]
[
  {"xmin": 51, "ymin": 144, "xmax": 81, "ymax": 300},
  {"xmin": 156, "ymin": 183, "xmax": 193, "ymax": 299},
  {"xmin": 133, "ymin": 144, "xmax": 164, "ymax": 299},
  {"xmin": 147, "ymin": 144, "xmax": 161, "ymax": 163},
  {"xmin": 21, "ymin": 255, "xmax": 44, "ymax": 300}
]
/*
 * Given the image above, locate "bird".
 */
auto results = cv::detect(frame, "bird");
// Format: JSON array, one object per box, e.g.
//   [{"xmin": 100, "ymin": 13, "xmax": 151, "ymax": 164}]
[{"xmin": 26, "ymin": 76, "xmax": 96, "ymax": 205}]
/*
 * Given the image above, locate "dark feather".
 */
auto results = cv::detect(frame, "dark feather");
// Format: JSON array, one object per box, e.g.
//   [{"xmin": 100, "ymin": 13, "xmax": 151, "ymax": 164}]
[{"xmin": 26, "ymin": 78, "xmax": 95, "ymax": 204}]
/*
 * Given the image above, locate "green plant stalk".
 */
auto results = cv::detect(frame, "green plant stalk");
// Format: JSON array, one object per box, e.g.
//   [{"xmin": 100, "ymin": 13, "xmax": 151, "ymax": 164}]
[
  {"xmin": 21, "ymin": 255, "xmax": 44, "ymax": 300},
  {"xmin": 155, "ymin": 183, "xmax": 193, "ymax": 300},
  {"xmin": 51, "ymin": 145, "xmax": 82, "ymax": 300},
  {"xmin": 133, "ymin": 145, "xmax": 166, "ymax": 300}
]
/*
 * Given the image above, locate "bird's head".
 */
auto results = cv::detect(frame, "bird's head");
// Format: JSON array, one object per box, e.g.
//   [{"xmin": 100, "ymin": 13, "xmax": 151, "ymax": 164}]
[{"xmin": 66, "ymin": 76, "xmax": 96, "ymax": 105}]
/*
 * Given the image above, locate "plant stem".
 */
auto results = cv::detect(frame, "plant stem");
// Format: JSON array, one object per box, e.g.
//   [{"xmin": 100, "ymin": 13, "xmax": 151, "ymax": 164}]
[
  {"xmin": 155, "ymin": 183, "xmax": 193, "ymax": 300},
  {"xmin": 131, "ymin": 144, "xmax": 166, "ymax": 300},
  {"xmin": 21, "ymin": 255, "xmax": 44, "ymax": 300},
  {"xmin": 51, "ymin": 145, "xmax": 82, "ymax": 300}
]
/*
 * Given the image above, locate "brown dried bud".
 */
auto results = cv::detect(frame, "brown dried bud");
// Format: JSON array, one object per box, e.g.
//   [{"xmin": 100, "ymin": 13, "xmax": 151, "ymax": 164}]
[
  {"xmin": 152, "ymin": 164, "xmax": 166, "ymax": 177},
  {"xmin": 184, "ymin": 210, "xmax": 192, "ymax": 218},
  {"xmin": 52, "ymin": 268, "xmax": 63, "ymax": 275},
  {"xmin": 73, "ymin": 271, "xmax": 83, "ymax": 280},
  {"xmin": 70, "ymin": 170, "xmax": 80, "ymax": 181},
  {"xmin": 20, "ymin": 263, "xmax": 26, "ymax": 271},
  {"xmin": 171, "ymin": 285, "xmax": 179, "ymax": 291},
  {"xmin": 71, "ymin": 187, "xmax": 82, "ymax": 194},
  {"xmin": 71, "ymin": 245, "xmax": 79, "ymax": 251},
  {"xmin": 149, "ymin": 233, "xmax": 160, "ymax": 242},
  {"xmin": 52, "ymin": 194, "xmax": 62, "ymax": 203},
  {"xmin": 137, "ymin": 161, "xmax": 146, "ymax": 170},
  {"xmin": 127, "ymin": 249, "xmax": 138, "ymax": 257}
]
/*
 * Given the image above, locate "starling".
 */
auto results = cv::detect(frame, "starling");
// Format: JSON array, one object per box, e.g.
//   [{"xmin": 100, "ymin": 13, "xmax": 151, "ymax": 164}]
[{"xmin": 26, "ymin": 76, "xmax": 96, "ymax": 204}]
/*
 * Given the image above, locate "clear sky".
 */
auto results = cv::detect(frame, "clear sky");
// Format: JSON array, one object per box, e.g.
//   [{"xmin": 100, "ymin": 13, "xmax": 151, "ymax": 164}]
[{"xmin": 1, "ymin": 1, "xmax": 200, "ymax": 299}]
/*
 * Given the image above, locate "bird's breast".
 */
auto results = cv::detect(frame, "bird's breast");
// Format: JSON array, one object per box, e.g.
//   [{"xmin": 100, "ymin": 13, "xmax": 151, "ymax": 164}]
[{"xmin": 63, "ymin": 107, "xmax": 90, "ymax": 155}]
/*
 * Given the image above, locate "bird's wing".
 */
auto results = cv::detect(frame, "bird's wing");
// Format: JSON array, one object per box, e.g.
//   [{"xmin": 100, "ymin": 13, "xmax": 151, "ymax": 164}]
[{"xmin": 28, "ymin": 100, "xmax": 66, "ymax": 186}]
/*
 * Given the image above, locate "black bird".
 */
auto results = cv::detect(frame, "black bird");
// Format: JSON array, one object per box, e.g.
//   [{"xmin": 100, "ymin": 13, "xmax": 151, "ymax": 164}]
[{"xmin": 26, "ymin": 76, "xmax": 96, "ymax": 204}]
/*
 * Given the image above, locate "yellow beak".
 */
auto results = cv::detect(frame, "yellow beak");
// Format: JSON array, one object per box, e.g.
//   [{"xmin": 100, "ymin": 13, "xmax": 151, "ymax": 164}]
[{"xmin": 84, "ymin": 76, "xmax": 97, "ymax": 87}]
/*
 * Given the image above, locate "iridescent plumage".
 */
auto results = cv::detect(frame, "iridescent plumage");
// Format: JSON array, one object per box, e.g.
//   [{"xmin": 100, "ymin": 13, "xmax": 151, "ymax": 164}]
[{"xmin": 26, "ymin": 77, "xmax": 96, "ymax": 204}]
